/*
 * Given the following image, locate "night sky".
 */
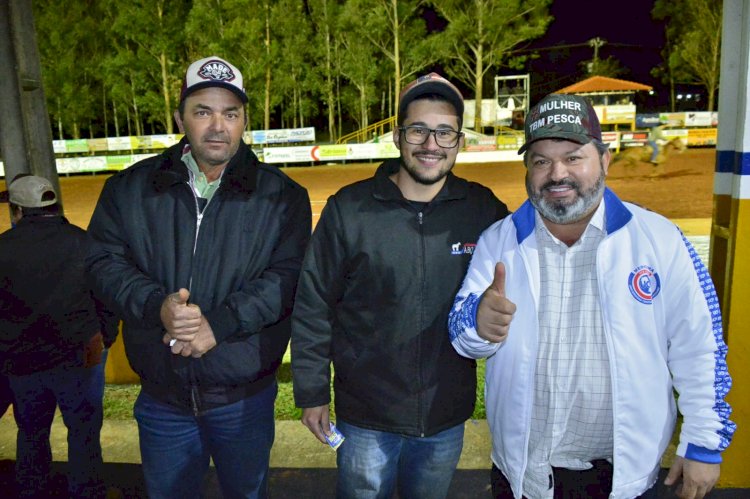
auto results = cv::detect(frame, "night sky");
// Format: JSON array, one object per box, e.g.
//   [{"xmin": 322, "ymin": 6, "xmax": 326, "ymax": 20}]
[{"xmin": 521, "ymin": 0, "xmax": 670, "ymax": 107}]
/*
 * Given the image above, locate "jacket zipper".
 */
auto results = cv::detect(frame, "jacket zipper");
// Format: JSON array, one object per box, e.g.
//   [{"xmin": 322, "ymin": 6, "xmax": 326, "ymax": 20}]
[
  {"xmin": 417, "ymin": 210, "xmax": 426, "ymax": 436},
  {"xmin": 186, "ymin": 175, "xmax": 212, "ymax": 416}
]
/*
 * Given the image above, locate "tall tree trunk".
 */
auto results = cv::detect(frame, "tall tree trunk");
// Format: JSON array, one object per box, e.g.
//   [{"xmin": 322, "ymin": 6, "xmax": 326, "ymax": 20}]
[
  {"xmin": 264, "ymin": 2, "xmax": 272, "ymax": 130},
  {"xmin": 323, "ymin": 0, "xmax": 336, "ymax": 142},
  {"xmin": 474, "ymin": 46, "xmax": 484, "ymax": 132},
  {"xmin": 102, "ymin": 87, "xmax": 108, "ymax": 138},
  {"xmin": 160, "ymin": 51, "xmax": 173, "ymax": 133},
  {"xmin": 392, "ymin": 0, "xmax": 400, "ymax": 117},
  {"xmin": 113, "ymin": 98, "xmax": 120, "ymax": 137},
  {"xmin": 56, "ymin": 97, "xmax": 63, "ymax": 140}
]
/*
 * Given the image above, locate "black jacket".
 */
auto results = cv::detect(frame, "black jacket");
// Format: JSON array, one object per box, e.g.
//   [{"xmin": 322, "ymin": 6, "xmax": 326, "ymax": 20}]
[
  {"xmin": 0, "ymin": 215, "xmax": 116, "ymax": 375},
  {"xmin": 86, "ymin": 139, "xmax": 311, "ymax": 412},
  {"xmin": 291, "ymin": 159, "xmax": 509, "ymax": 436}
]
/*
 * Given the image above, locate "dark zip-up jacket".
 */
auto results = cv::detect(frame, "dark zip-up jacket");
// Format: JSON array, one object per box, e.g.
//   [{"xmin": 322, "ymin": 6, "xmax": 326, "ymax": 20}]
[
  {"xmin": 291, "ymin": 159, "xmax": 508, "ymax": 436},
  {"xmin": 86, "ymin": 138, "xmax": 311, "ymax": 412},
  {"xmin": 0, "ymin": 215, "xmax": 116, "ymax": 375}
]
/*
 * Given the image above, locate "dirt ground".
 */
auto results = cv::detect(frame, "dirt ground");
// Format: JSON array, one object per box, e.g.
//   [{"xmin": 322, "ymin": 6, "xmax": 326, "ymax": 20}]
[{"xmin": 0, "ymin": 147, "xmax": 715, "ymax": 233}]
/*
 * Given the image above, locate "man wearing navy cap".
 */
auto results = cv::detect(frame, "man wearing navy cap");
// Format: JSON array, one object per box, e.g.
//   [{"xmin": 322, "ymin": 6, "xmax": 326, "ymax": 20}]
[
  {"xmin": 291, "ymin": 73, "xmax": 508, "ymax": 498},
  {"xmin": 449, "ymin": 94, "xmax": 735, "ymax": 498},
  {"xmin": 86, "ymin": 56, "xmax": 311, "ymax": 498}
]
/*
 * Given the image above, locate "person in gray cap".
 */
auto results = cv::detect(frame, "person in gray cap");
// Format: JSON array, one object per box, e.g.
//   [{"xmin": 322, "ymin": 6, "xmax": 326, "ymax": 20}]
[
  {"xmin": 0, "ymin": 174, "xmax": 117, "ymax": 498},
  {"xmin": 291, "ymin": 72, "xmax": 508, "ymax": 498},
  {"xmin": 86, "ymin": 56, "xmax": 311, "ymax": 498},
  {"xmin": 448, "ymin": 93, "xmax": 735, "ymax": 498}
]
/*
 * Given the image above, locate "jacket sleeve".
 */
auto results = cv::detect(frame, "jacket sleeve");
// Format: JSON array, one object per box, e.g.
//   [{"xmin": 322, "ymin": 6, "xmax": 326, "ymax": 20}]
[
  {"xmin": 203, "ymin": 184, "xmax": 312, "ymax": 343},
  {"xmin": 667, "ymin": 233, "xmax": 735, "ymax": 463},
  {"xmin": 290, "ymin": 197, "xmax": 346, "ymax": 408},
  {"xmin": 85, "ymin": 175, "xmax": 168, "ymax": 328},
  {"xmin": 448, "ymin": 222, "xmax": 506, "ymax": 359}
]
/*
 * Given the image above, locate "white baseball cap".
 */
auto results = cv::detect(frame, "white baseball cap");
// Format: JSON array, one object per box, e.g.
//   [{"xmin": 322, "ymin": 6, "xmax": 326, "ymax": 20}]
[{"xmin": 180, "ymin": 56, "xmax": 248, "ymax": 103}]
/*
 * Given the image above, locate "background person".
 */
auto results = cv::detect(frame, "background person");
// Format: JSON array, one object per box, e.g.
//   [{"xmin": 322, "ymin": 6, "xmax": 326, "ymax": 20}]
[
  {"xmin": 86, "ymin": 56, "xmax": 311, "ymax": 499},
  {"xmin": 291, "ymin": 73, "xmax": 509, "ymax": 499},
  {"xmin": 648, "ymin": 123, "xmax": 666, "ymax": 164},
  {"xmin": 0, "ymin": 174, "xmax": 117, "ymax": 498},
  {"xmin": 448, "ymin": 93, "xmax": 735, "ymax": 499}
]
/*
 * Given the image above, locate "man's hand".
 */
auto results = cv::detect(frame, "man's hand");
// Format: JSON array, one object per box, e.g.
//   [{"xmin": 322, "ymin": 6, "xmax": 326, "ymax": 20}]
[
  {"xmin": 160, "ymin": 288, "xmax": 202, "ymax": 342},
  {"xmin": 83, "ymin": 332, "xmax": 104, "ymax": 368},
  {"xmin": 162, "ymin": 315, "xmax": 217, "ymax": 358},
  {"xmin": 476, "ymin": 262, "xmax": 516, "ymax": 343},
  {"xmin": 301, "ymin": 405, "xmax": 332, "ymax": 444},
  {"xmin": 664, "ymin": 456, "xmax": 720, "ymax": 499}
]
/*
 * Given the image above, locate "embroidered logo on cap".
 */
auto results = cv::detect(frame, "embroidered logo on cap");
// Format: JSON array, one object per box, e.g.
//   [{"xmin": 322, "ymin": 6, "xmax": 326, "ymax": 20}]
[
  {"xmin": 628, "ymin": 265, "xmax": 661, "ymax": 305},
  {"xmin": 198, "ymin": 60, "xmax": 236, "ymax": 82}
]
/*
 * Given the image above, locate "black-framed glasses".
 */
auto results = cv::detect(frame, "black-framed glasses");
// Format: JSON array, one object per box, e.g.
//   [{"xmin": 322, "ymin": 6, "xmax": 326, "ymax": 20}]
[{"xmin": 398, "ymin": 125, "xmax": 463, "ymax": 148}]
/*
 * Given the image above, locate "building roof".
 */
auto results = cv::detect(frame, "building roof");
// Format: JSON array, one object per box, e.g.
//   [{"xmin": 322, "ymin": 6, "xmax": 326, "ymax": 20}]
[{"xmin": 556, "ymin": 76, "xmax": 652, "ymax": 95}]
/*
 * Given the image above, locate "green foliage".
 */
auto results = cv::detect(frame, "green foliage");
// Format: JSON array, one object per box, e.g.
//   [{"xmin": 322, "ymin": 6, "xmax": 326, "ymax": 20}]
[
  {"xmin": 652, "ymin": 0, "xmax": 722, "ymax": 111},
  {"xmin": 428, "ymin": 0, "xmax": 552, "ymax": 130}
]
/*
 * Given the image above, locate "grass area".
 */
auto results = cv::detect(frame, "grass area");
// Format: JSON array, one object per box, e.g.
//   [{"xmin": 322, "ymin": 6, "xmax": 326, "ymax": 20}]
[{"xmin": 103, "ymin": 358, "xmax": 488, "ymax": 421}]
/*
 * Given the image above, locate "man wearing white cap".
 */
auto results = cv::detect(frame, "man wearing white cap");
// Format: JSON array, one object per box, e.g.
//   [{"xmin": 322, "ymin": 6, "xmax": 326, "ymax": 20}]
[
  {"xmin": 0, "ymin": 174, "xmax": 117, "ymax": 498},
  {"xmin": 291, "ymin": 73, "xmax": 508, "ymax": 498},
  {"xmin": 449, "ymin": 94, "xmax": 735, "ymax": 498},
  {"xmin": 86, "ymin": 56, "xmax": 311, "ymax": 498}
]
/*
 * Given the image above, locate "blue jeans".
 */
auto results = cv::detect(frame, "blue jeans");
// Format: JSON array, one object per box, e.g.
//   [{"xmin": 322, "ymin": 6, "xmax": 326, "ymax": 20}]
[
  {"xmin": 648, "ymin": 140, "xmax": 659, "ymax": 162},
  {"xmin": 134, "ymin": 381, "xmax": 277, "ymax": 499},
  {"xmin": 335, "ymin": 420, "xmax": 464, "ymax": 499},
  {"xmin": 8, "ymin": 352, "xmax": 106, "ymax": 498}
]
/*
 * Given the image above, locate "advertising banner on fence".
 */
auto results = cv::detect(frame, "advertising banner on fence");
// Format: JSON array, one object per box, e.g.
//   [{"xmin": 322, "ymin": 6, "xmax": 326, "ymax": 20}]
[{"xmin": 252, "ymin": 127, "xmax": 315, "ymax": 144}]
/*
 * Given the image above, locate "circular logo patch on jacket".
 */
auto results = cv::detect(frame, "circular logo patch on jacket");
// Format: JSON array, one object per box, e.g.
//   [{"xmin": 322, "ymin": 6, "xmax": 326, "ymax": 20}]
[{"xmin": 628, "ymin": 266, "xmax": 661, "ymax": 304}]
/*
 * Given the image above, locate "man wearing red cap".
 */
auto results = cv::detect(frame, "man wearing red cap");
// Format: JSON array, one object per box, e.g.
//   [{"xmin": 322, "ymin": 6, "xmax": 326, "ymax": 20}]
[
  {"xmin": 449, "ymin": 93, "xmax": 734, "ymax": 498},
  {"xmin": 86, "ymin": 56, "xmax": 311, "ymax": 498},
  {"xmin": 291, "ymin": 73, "xmax": 508, "ymax": 498}
]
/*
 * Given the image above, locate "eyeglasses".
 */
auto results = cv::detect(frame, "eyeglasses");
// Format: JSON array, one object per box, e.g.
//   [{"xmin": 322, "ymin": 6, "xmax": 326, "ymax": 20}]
[{"xmin": 398, "ymin": 125, "xmax": 463, "ymax": 148}]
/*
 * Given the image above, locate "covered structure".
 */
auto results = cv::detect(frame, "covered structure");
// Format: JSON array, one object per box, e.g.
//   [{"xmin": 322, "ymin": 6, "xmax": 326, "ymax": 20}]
[{"xmin": 555, "ymin": 75, "xmax": 652, "ymax": 106}]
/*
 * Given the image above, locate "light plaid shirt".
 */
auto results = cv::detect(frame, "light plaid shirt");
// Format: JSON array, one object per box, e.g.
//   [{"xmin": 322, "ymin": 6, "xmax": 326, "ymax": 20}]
[{"xmin": 523, "ymin": 202, "xmax": 614, "ymax": 498}]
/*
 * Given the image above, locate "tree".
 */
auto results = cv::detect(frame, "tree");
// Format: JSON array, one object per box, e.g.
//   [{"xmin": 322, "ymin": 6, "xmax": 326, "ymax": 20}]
[
  {"xmin": 652, "ymin": 0, "xmax": 722, "ymax": 111},
  {"xmin": 305, "ymin": 0, "xmax": 341, "ymax": 141},
  {"xmin": 430, "ymin": 0, "xmax": 552, "ymax": 131},
  {"xmin": 347, "ymin": 0, "xmax": 436, "ymax": 117},
  {"xmin": 338, "ymin": 0, "xmax": 388, "ymax": 131},
  {"xmin": 33, "ymin": 0, "xmax": 103, "ymax": 139},
  {"xmin": 107, "ymin": 0, "xmax": 190, "ymax": 134},
  {"xmin": 184, "ymin": 0, "xmax": 269, "ymax": 130}
]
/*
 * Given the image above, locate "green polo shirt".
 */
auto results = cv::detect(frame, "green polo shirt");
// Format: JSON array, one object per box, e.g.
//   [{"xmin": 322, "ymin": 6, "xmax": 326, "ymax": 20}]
[{"xmin": 182, "ymin": 150, "xmax": 222, "ymax": 202}]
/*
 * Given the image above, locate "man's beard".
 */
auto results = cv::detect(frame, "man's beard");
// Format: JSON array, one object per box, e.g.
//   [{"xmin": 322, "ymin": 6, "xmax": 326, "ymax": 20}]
[
  {"xmin": 527, "ymin": 167, "xmax": 605, "ymax": 224},
  {"xmin": 401, "ymin": 149, "xmax": 453, "ymax": 186}
]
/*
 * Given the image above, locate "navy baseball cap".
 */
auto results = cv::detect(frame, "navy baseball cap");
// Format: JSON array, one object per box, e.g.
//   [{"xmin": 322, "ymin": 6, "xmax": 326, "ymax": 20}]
[{"xmin": 519, "ymin": 94, "xmax": 602, "ymax": 154}]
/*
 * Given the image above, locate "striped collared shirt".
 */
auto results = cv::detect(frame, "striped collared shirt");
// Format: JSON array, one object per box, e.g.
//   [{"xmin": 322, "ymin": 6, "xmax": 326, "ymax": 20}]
[{"xmin": 523, "ymin": 202, "xmax": 613, "ymax": 498}]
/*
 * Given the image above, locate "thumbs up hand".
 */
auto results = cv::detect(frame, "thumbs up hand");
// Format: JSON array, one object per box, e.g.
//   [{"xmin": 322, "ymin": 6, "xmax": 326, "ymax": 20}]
[
  {"xmin": 160, "ymin": 288, "xmax": 202, "ymax": 342},
  {"xmin": 476, "ymin": 262, "xmax": 516, "ymax": 343}
]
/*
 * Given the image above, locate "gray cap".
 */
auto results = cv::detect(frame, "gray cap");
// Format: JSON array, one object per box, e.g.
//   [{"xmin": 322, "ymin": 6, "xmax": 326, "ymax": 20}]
[
  {"xmin": 518, "ymin": 94, "xmax": 602, "ymax": 154},
  {"xmin": 1, "ymin": 175, "xmax": 58, "ymax": 208}
]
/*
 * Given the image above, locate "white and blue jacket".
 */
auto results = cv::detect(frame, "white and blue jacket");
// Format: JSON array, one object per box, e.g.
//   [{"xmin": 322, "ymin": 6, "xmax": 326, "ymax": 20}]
[{"xmin": 449, "ymin": 188, "xmax": 734, "ymax": 499}]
